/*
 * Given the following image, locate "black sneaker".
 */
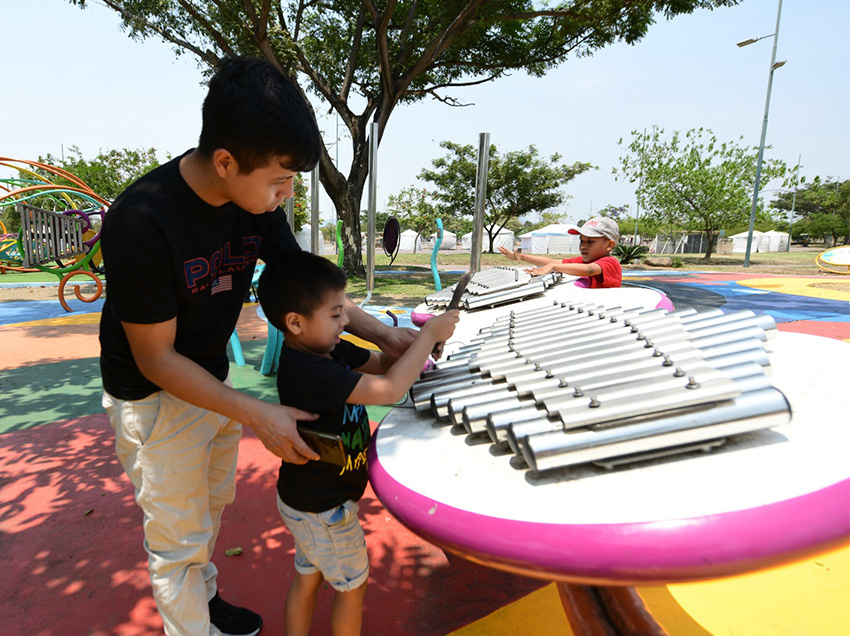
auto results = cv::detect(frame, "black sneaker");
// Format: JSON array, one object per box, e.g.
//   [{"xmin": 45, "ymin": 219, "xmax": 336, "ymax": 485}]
[{"xmin": 208, "ymin": 592, "xmax": 263, "ymax": 636}]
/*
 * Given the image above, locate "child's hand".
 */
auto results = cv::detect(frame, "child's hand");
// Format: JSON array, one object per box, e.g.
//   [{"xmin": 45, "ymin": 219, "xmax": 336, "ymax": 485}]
[
  {"xmin": 423, "ymin": 309, "xmax": 460, "ymax": 342},
  {"xmin": 498, "ymin": 246, "xmax": 520, "ymax": 261},
  {"xmin": 529, "ymin": 262, "xmax": 554, "ymax": 276}
]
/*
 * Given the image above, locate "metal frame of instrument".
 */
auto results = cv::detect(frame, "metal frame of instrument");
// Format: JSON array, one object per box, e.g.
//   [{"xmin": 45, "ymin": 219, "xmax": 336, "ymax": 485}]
[{"xmin": 410, "ymin": 301, "xmax": 790, "ymax": 473}]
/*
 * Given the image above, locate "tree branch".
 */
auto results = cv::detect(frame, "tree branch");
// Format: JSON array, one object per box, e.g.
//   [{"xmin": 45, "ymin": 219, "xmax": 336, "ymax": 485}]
[
  {"xmin": 97, "ymin": 0, "xmax": 220, "ymax": 66},
  {"xmin": 340, "ymin": 4, "xmax": 367, "ymax": 103}
]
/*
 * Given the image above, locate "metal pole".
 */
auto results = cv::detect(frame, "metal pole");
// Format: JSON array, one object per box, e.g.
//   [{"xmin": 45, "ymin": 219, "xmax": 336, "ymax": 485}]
[
  {"xmin": 470, "ymin": 132, "xmax": 490, "ymax": 273},
  {"xmin": 310, "ymin": 165, "xmax": 320, "ymax": 254},
  {"xmin": 787, "ymin": 154, "xmax": 800, "ymax": 252},
  {"xmin": 744, "ymin": 0, "xmax": 783, "ymax": 267},
  {"xmin": 364, "ymin": 122, "xmax": 379, "ymax": 303},
  {"xmin": 285, "ymin": 198, "xmax": 295, "ymax": 231}
]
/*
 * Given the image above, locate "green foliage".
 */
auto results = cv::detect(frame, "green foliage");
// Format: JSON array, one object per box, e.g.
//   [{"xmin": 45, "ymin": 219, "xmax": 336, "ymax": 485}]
[
  {"xmin": 38, "ymin": 145, "xmax": 164, "ymax": 201},
  {"xmin": 419, "ymin": 141, "xmax": 593, "ymax": 252},
  {"xmin": 615, "ymin": 127, "xmax": 787, "ymax": 258},
  {"xmin": 292, "ymin": 173, "xmax": 308, "ymax": 232},
  {"xmin": 68, "ymin": 0, "xmax": 740, "ymax": 274},
  {"xmin": 770, "ymin": 177, "xmax": 849, "ymax": 245},
  {"xmin": 611, "ymin": 244, "xmax": 648, "ymax": 265}
]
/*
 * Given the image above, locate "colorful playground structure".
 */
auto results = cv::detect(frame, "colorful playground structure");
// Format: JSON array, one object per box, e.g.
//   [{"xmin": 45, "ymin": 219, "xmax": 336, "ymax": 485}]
[{"xmin": 0, "ymin": 157, "xmax": 106, "ymax": 311}]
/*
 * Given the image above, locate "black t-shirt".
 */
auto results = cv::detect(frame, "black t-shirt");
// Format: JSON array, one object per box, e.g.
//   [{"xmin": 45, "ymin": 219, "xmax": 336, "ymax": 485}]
[
  {"xmin": 99, "ymin": 152, "xmax": 299, "ymax": 399},
  {"xmin": 276, "ymin": 340, "xmax": 372, "ymax": 513}
]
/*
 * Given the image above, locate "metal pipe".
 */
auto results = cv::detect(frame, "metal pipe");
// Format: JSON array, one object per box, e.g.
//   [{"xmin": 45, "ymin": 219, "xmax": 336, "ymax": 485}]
[
  {"xmin": 430, "ymin": 381, "xmax": 501, "ymax": 419},
  {"xmin": 470, "ymin": 132, "xmax": 489, "ymax": 273},
  {"xmin": 464, "ymin": 281, "xmax": 546, "ymax": 309},
  {"xmin": 552, "ymin": 376, "xmax": 743, "ymax": 430},
  {"xmin": 522, "ymin": 388, "xmax": 790, "ymax": 472},
  {"xmin": 506, "ymin": 418, "xmax": 563, "ymax": 454},
  {"xmin": 310, "ymin": 165, "xmax": 320, "ymax": 254},
  {"xmin": 462, "ymin": 396, "xmax": 525, "ymax": 434},
  {"xmin": 487, "ymin": 406, "xmax": 550, "ymax": 444}
]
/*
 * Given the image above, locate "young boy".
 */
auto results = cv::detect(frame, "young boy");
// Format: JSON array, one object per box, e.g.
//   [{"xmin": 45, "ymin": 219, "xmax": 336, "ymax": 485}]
[
  {"xmin": 498, "ymin": 216, "xmax": 622, "ymax": 288},
  {"xmin": 258, "ymin": 251, "xmax": 459, "ymax": 636},
  {"xmin": 99, "ymin": 56, "xmax": 417, "ymax": 636}
]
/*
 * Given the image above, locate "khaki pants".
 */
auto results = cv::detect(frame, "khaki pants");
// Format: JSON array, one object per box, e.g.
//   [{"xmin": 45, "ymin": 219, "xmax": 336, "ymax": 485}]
[{"xmin": 103, "ymin": 386, "xmax": 241, "ymax": 636}]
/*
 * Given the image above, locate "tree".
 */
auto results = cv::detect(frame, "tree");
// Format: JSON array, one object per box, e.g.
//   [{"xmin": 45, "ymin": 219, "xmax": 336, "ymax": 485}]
[
  {"xmin": 420, "ymin": 141, "xmax": 593, "ymax": 251},
  {"xmin": 40, "ymin": 145, "xmax": 164, "ymax": 201},
  {"xmin": 615, "ymin": 127, "xmax": 787, "ymax": 258},
  {"xmin": 771, "ymin": 177, "xmax": 849, "ymax": 246},
  {"xmin": 69, "ymin": 0, "xmax": 739, "ymax": 273}
]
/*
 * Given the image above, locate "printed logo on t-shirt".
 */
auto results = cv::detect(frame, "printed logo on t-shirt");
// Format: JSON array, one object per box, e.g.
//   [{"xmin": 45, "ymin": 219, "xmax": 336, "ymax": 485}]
[
  {"xmin": 211, "ymin": 275, "xmax": 233, "ymax": 295},
  {"xmin": 339, "ymin": 403, "xmax": 371, "ymax": 476},
  {"xmin": 183, "ymin": 235, "xmax": 261, "ymax": 294}
]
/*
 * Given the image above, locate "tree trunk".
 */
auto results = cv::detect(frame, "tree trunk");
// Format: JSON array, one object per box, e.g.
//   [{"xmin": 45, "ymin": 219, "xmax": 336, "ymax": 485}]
[
  {"xmin": 702, "ymin": 230, "xmax": 715, "ymax": 259},
  {"xmin": 317, "ymin": 133, "xmax": 369, "ymax": 277}
]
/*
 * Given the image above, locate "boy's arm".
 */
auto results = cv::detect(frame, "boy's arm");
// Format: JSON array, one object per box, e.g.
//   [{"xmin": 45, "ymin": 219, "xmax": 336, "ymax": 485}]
[
  {"xmin": 498, "ymin": 246, "xmax": 556, "ymax": 267},
  {"xmin": 343, "ymin": 296, "xmax": 419, "ymax": 358},
  {"xmin": 353, "ymin": 350, "xmax": 396, "ymax": 375},
  {"xmin": 122, "ymin": 319, "xmax": 320, "ymax": 463},
  {"xmin": 529, "ymin": 260, "xmax": 602, "ymax": 277},
  {"xmin": 347, "ymin": 310, "xmax": 459, "ymax": 405}
]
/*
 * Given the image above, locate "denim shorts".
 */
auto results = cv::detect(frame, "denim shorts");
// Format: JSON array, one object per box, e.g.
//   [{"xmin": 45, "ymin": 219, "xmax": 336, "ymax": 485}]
[{"xmin": 276, "ymin": 494, "xmax": 369, "ymax": 592}]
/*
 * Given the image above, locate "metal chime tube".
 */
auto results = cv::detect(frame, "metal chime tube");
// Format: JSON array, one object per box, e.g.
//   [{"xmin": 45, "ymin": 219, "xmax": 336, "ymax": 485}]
[
  {"xmin": 522, "ymin": 388, "xmax": 791, "ymax": 472},
  {"xmin": 477, "ymin": 320, "xmax": 689, "ymax": 372},
  {"xmin": 506, "ymin": 418, "xmax": 563, "ymax": 454},
  {"xmin": 486, "ymin": 349, "xmax": 771, "ymax": 444},
  {"xmin": 553, "ymin": 375, "xmax": 743, "ymax": 430}
]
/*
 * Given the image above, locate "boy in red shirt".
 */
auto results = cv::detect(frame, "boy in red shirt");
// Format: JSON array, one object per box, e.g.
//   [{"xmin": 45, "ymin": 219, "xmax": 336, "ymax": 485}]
[{"xmin": 498, "ymin": 217, "xmax": 622, "ymax": 288}]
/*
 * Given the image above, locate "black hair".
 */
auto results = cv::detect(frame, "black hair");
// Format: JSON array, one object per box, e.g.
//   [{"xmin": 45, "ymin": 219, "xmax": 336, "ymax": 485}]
[
  {"xmin": 258, "ymin": 250, "xmax": 348, "ymax": 332},
  {"xmin": 197, "ymin": 56, "xmax": 321, "ymax": 173}
]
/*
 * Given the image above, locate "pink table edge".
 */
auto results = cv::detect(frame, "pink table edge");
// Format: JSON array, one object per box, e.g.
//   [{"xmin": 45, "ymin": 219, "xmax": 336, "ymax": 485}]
[{"xmin": 368, "ymin": 445, "xmax": 850, "ymax": 586}]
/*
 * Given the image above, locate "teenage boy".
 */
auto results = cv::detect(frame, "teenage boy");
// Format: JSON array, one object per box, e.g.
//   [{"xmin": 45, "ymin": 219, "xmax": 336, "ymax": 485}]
[
  {"xmin": 498, "ymin": 217, "xmax": 622, "ymax": 288},
  {"xmin": 257, "ymin": 251, "xmax": 459, "ymax": 636},
  {"xmin": 99, "ymin": 56, "xmax": 417, "ymax": 636}
]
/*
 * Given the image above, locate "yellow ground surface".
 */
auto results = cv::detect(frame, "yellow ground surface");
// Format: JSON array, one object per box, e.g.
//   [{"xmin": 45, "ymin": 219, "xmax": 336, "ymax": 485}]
[{"xmin": 450, "ymin": 544, "xmax": 849, "ymax": 636}]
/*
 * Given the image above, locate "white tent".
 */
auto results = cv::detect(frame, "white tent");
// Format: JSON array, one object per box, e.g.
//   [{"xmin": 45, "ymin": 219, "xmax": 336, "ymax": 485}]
[
  {"xmin": 461, "ymin": 229, "xmax": 515, "ymax": 252},
  {"xmin": 519, "ymin": 223, "xmax": 580, "ymax": 254},
  {"xmin": 760, "ymin": 230, "xmax": 790, "ymax": 252},
  {"xmin": 730, "ymin": 230, "xmax": 763, "ymax": 253},
  {"xmin": 294, "ymin": 228, "xmax": 325, "ymax": 254},
  {"xmin": 399, "ymin": 228, "xmax": 422, "ymax": 251},
  {"xmin": 430, "ymin": 229, "xmax": 457, "ymax": 250}
]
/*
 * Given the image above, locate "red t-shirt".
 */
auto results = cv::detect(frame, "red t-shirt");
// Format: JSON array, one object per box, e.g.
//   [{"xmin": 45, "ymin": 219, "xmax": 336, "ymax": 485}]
[{"xmin": 561, "ymin": 255, "xmax": 622, "ymax": 288}]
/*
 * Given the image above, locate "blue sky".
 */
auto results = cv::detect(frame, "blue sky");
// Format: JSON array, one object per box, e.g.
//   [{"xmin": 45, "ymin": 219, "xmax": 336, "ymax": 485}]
[{"xmin": 2, "ymin": 0, "xmax": 848, "ymax": 225}]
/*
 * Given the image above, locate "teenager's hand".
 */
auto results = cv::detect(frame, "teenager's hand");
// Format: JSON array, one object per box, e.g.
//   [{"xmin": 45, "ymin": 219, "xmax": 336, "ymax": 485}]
[
  {"xmin": 529, "ymin": 262, "xmax": 554, "ymax": 276},
  {"xmin": 423, "ymin": 309, "xmax": 460, "ymax": 343},
  {"xmin": 251, "ymin": 402, "xmax": 320, "ymax": 464},
  {"xmin": 376, "ymin": 326, "xmax": 418, "ymax": 358},
  {"xmin": 498, "ymin": 246, "xmax": 520, "ymax": 261}
]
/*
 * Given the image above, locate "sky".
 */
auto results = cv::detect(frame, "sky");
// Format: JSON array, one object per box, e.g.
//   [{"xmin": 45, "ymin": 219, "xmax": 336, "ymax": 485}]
[{"xmin": 2, "ymin": 0, "xmax": 848, "ymax": 226}]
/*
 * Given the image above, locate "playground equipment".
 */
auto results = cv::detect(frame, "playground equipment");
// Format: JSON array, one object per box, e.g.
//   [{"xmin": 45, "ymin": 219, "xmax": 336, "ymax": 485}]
[
  {"xmin": 0, "ymin": 157, "xmax": 107, "ymax": 311},
  {"xmin": 383, "ymin": 216, "xmax": 401, "ymax": 266},
  {"xmin": 815, "ymin": 245, "xmax": 850, "ymax": 275},
  {"xmin": 431, "ymin": 219, "xmax": 443, "ymax": 292}
]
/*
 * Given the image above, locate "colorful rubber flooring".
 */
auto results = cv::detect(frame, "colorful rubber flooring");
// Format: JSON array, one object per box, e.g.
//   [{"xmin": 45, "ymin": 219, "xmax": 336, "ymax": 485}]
[{"xmin": 0, "ymin": 271, "xmax": 848, "ymax": 635}]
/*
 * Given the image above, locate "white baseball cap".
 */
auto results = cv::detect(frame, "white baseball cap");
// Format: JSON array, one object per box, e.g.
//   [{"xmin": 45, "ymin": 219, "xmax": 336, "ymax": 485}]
[{"xmin": 568, "ymin": 217, "xmax": 620, "ymax": 242}]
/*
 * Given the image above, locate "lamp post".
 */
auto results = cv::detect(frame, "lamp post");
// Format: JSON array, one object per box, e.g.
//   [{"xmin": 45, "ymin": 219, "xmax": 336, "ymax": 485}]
[{"xmin": 740, "ymin": 0, "xmax": 785, "ymax": 267}]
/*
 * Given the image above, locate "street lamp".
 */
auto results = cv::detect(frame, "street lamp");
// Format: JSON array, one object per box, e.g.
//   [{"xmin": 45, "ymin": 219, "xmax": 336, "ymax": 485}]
[{"xmin": 740, "ymin": 0, "xmax": 785, "ymax": 267}]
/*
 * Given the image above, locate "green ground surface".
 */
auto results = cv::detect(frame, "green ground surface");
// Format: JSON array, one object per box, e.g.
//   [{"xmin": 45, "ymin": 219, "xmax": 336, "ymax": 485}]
[{"xmin": 0, "ymin": 338, "xmax": 391, "ymax": 435}]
